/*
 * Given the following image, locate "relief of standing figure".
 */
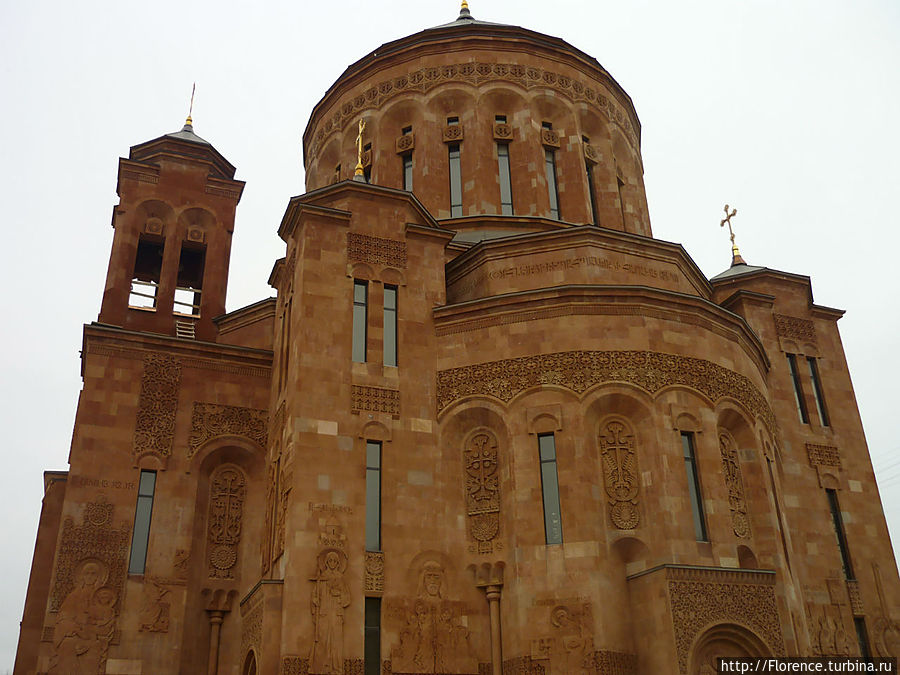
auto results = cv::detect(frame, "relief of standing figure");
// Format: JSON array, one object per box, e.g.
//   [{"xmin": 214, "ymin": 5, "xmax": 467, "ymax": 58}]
[{"xmin": 309, "ymin": 548, "xmax": 351, "ymax": 674}]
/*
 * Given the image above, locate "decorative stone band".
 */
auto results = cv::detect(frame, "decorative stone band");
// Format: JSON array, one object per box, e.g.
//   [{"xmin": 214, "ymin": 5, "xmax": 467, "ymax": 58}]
[
  {"xmin": 133, "ymin": 354, "xmax": 181, "ymax": 460},
  {"xmin": 188, "ymin": 402, "xmax": 269, "ymax": 459},
  {"xmin": 436, "ymin": 349, "xmax": 776, "ymax": 432},
  {"xmin": 351, "ymin": 385, "xmax": 401, "ymax": 415},
  {"xmin": 773, "ymin": 313, "xmax": 817, "ymax": 345},
  {"xmin": 806, "ymin": 442, "xmax": 841, "ymax": 469},
  {"xmin": 347, "ymin": 231, "xmax": 408, "ymax": 269},
  {"xmin": 309, "ymin": 61, "xmax": 640, "ymax": 161}
]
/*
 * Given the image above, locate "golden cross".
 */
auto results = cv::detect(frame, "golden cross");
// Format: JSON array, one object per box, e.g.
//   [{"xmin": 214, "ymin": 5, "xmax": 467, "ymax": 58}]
[
  {"xmin": 719, "ymin": 204, "xmax": 746, "ymax": 265},
  {"xmin": 354, "ymin": 119, "xmax": 367, "ymax": 177}
]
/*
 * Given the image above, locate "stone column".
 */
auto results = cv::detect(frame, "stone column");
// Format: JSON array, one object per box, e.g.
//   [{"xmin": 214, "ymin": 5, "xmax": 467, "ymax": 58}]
[
  {"xmin": 207, "ymin": 610, "xmax": 224, "ymax": 675},
  {"xmin": 473, "ymin": 561, "xmax": 505, "ymax": 675}
]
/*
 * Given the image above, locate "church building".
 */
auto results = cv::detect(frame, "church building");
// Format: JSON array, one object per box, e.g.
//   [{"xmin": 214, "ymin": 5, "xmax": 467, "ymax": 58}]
[{"xmin": 14, "ymin": 3, "xmax": 900, "ymax": 674}]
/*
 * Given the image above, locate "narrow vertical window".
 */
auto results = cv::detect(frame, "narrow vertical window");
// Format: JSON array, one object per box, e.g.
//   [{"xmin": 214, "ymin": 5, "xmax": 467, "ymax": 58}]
[
  {"xmin": 826, "ymin": 488, "xmax": 854, "ymax": 579},
  {"xmin": 583, "ymin": 136, "xmax": 599, "ymax": 226},
  {"xmin": 129, "ymin": 237, "xmax": 164, "ymax": 309},
  {"xmin": 538, "ymin": 433, "xmax": 563, "ymax": 545},
  {"xmin": 364, "ymin": 597, "xmax": 382, "ymax": 675},
  {"xmin": 278, "ymin": 299, "xmax": 292, "ymax": 391},
  {"xmin": 384, "ymin": 285, "xmax": 397, "ymax": 367},
  {"xmin": 175, "ymin": 243, "xmax": 205, "ymax": 316},
  {"xmin": 807, "ymin": 357, "xmax": 829, "ymax": 427},
  {"xmin": 448, "ymin": 117, "xmax": 462, "ymax": 217},
  {"xmin": 401, "ymin": 126, "xmax": 413, "ymax": 192},
  {"xmin": 681, "ymin": 432, "xmax": 707, "ymax": 541},
  {"xmin": 854, "ymin": 617, "xmax": 871, "ymax": 659},
  {"xmin": 366, "ymin": 441, "xmax": 382, "ymax": 551},
  {"xmin": 786, "ymin": 354, "xmax": 809, "ymax": 423},
  {"xmin": 352, "ymin": 280, "xmax": 368, "ymax": 363},
  {"xmin": 128, "ymin": 470, "xmax": 157, "ymax": 574},
  {"xmin": 363, "ymin": 143, "xmax": 372, "ymax": 184},
  {"xmin": 616, "ymin": 173, "xmax": 626, "ymax": 225},
  {"xmin": 543, "ymin": 122, "xmax": 560, "ymax": 220},
  {"xmin": 497, "ymin": 143, "xmax": 513, "ymax": 215}
]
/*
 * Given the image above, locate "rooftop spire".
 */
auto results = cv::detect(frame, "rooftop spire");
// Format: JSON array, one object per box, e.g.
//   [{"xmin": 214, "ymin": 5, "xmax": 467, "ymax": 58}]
[
  {"xmin": 458, "ymin": 0, "xmax": 473, "ymax": 20},
  {"xmin": 184, "ymin": 82, "xmax": 196, "ymax": 129},
  {"xmin": 719, "ymin": 204, "xmax": 746, "ymax": 266}
]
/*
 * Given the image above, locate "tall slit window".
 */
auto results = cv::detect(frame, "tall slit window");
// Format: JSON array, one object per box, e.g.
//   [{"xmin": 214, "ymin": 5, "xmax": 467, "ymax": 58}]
[
  {"xmin": 538, "ymin": 433, "xmax": 563, "ymax": 545},
  {"xmin": 352, "ymin": 280, "xmax": 368, "ymax": 363},
  {"xmin": 384, "ymin": 285, "xmax": 397, "ymax": 367},
  {"xmin": 175, "ymin": 243, "xmax": 205, "ymax": 316},
  {"xmin": 681, "ymin": 432, "xmax": 708, "ymax": 541},
  {"xmin": 128, "ymin": 470, "xmax": 157, "ymax": 574},
  {"xmin": 584, "ymin": 136, "xmax": 599, "ymax": 226},
  {"xmin": 826, "ymin": 488, "xmax": 853, "ymax": 579},
  {"xmin": 364, "ymin": 597, "xmax": 382, "ymax": 675},
  {"xmin": 363, "ymin": 143, "xmax": 372, "ymax": 184},
  {"xmin": 129, "ymin": 237, "xmax": 164, "ymax": 309},
  {"xmin": 807, "ymin": 357, "xmax": 829, "ymax": 426},
  {"xmin": 365, "ymin": 441, "xmax": 382, "ymax": 551},
  {"xmin": 497, "ymin": 116, "xmax": 513, "ymax": 215},
  {"xmin": 448, "ymin": 117, "xmax": 462, "ymax": 217},
  {"xmin": 402, "ymin": 126, "xmax": 413, "ymax": 192},
  {"xmin": 786, "ymin": 354, "xmax": 809, "ymax": 423},
  {"xmin": 543, "ymin": 123, "xmax": 560, "ymax": 220}
]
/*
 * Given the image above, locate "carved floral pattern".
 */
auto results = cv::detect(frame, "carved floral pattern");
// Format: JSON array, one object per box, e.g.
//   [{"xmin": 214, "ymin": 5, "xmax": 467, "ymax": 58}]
[
  {"xmin": 437, "ymin": 350, "xmax": 775, "ymax": 432},
  {"xmin": 347, "ymin": 232, "xmax": 408, "ymax": 269},
  {"xmin": 806, "ymin": 443, "xmax": 841, "ymax": 469},
  {"xmin": 207, "ymin": 466, "xmax": 247, "ymax": 579},
  {"xmin": 464, "ymin": 431, "xmax": 501, "ymax": 552},
  {"xmin": 598, "ymin": 420, "xmax": 640, "ymax": 529},
  {"xmin": 773, "ymin": 314, "xmax": 817, "ymax": 345},
  {"xmin": 241, "ymin": 599, "xmax": 263, "ymax": 668},
  {"xmin": 352, "ymin": 385, "xmax": 401, "ymax": 415},
  {"xmin": 365, "ymin": 551, "xmax": 385, "ymax": 594},
  {"xmin": 188, "ymin": 402, "xmax": 268, "ymax": 459},
  {"xmin": 719, "ymin": 432, "xmax": 750, "ymax": 539},
  {"xmin": 281, "ymin": 657, "xmax": 309, "ymax": 675},
  {"xmin": 133, "ymin": 354, "xmax": 181, "ymax": 460}
]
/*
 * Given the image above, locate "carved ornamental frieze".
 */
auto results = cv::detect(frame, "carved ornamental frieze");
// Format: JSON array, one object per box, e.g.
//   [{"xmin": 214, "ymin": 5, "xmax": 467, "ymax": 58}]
[
  {"xmin": 351, "ymin": 385, "xmax": 401, "ymax": 415},
  {"xmin": 437, "ymin": 350, "xmax": 776, "ymax": 432},
  {"xmin": 347, "ymin": 232, "xmax": 408, "ymax": 269},
  {"xmin": 365, "ymin": 551, "xmax": 385, "ymax": 594},
  {"xmin": 464, "ymin": 430, "xmax": 502, "ymax": 553},
  {"xmin": 806, "ymin": 443, "xmax": 841, "ymax": 469},
  {"xmin": 598, "ymin": 419, "xmax": 640, "ymax": 529},
  {"xmin": 47, "ymin": 497, "xmax": 130, "ymax": 674},
  {"xmin": 188, "ymin": 402, "xmax": 268, "ymax": 459},
  {"xmin": 773, "ymin": 313, "xmax": 817, "ymax": 345},
  {"xmin": 718, "ymin": 432, "xmax": 750, "ymax": 539},
  {"xmin": 133, "ymin": 353, "xmax": 181, "ymax": 461},
  {"xmin": 207, "ymin": 465, "xmax": 247, "ymax": 579}
]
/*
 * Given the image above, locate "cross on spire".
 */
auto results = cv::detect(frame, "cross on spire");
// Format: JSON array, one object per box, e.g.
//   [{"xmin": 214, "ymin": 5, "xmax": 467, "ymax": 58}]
[{"xmin": 719, "ymin": 204, "xmax": 746, "ymax": 266}]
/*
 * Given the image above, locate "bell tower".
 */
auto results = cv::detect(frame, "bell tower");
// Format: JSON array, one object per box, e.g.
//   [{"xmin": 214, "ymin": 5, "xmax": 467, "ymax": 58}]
[{"xmin": 98, "ymin": 116, "xmax": 244, "ymax": 341}]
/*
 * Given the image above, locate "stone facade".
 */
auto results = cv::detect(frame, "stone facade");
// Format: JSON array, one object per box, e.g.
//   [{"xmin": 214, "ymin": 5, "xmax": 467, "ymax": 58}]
[{"xmin": 14, "ymin": 6, "xmax": 900, "ymax": 675}]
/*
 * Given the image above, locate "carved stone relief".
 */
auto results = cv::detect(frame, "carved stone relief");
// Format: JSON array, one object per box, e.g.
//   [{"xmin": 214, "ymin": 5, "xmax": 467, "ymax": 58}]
[
  {"xmin": 207, "ymin": 465, "xmax": 247, "ymax": 579},
  {"xmin": 501, "ymin": 656, "xmax": 546, "ymax": 675},
  {"xmin": 773, "ymin": 314, "xmax": 817, "ymax": 345},
  {"xmin": 806, "ymin": 443, "xmax": 841, "ymax": 469},
  {"xmin": 366, "ymin": 551, "xmax": 385, "ymax": 594},
  {"xmin": 436, "ymin": 350, "xmax": 776, "ymax": 433},
  {"xmin": 598, "ymin": 420, "xmax": 640, "ymax": 529},
  {"xmin": 48, "ymin": 498, "xmax": 130, "ymax": 675},
  {"xmin": 241, "ymin": 597, "xmax": 264, "ymax": 671},
  {"xmin": 390, "ymin": 559, "xmax": 479, "ymax": 674},
  {"xmin": 347, "ymin": 232, "xmax": 408, "ymax": 269},
  {"xmin": 174, "ymin": 548, "xmax": 190, "ymax": 581},
  {"xmin": 464, "ymin": 430, "xmax": 502, "ymax": 553},
  {"xmin": 188, "ymin": 402, "xmax": 268, "ymax": 459},
  {"xmin": 138, "ymin": 577, "xmax": 171, "ymax": 632},
  {"xmin": 807, "ymin": 603, "xmax": 851, "ymax": 656},
  {"xmin": 281, "ymin": 656, "xmax": 309, "ymax": 675},
  {"xmin": 133, "ymin": 353, "xmax": 181, "ymax": 461},
  {"xmin": 529, "ymin": 604, "xmax": 595, "ymax": 674},
  {"xmin": 718, "ymin": 432, "xmax": 750, "ymax": 539},
  {"xmin": 592, "ymin": 650, "xmax": 638, "ymax": 675},
  {"xmin": 352, "ymin": 385, "xmax": 401, "ymax": 415},
  {"xmin": 275, "ymin": 470, "xmax": 292, "ymax": 560},
  {"xmin": 309, "ymin": 548, "xmax": 351, "ymax": 674}
]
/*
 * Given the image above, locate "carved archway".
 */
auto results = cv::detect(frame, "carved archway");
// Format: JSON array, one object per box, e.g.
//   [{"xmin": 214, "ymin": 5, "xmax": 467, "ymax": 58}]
[{"xmin": 689, "ymin": 623, "xmax": 770, "ymax": 674}]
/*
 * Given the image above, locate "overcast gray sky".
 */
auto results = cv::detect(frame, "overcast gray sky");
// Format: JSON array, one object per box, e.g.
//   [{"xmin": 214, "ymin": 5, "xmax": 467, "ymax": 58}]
[{"xmin": 1, "ymin": 0, "xmax": 898, "ymax": 668}]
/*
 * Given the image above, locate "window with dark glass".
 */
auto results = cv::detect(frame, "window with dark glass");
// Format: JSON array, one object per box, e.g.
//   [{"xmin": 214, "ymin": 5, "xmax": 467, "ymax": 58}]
[
  {"xmin": 365, "ymin": 597, "xmax": 382, "ymax": 675},
  {"xmin": 384, "ymin": 285, "xmax": 397, "ymax": 367},
  {"xmin": 402, "ymin": 126, "xmax": 413, "ymax": 191},
  {"xmin": 807, "ymin": 357, "xmax": 829, "ymax": 426},
  {"xmin": 786, "ymin": 354, "xmax": 809, "ymax": 423},
  {"xmin": 826, "ymin": 488, "xmax": 854, "ymax": 580},
  {"xmin": 129, "ymin": 237, "xmax": 164, "ymax": 309},
  {"xmin": 128, "ymin": 470, "xmax": 157, "ymax": 574},
  {"xmin": 681, "ymin": 432, "xmax": 708, "ymax": 541},
  {"xmin": 538, "ymin": 433, "xmax": 563, "ymax": 545},
  {"xmin": 583, "ymin": 136, "xmax": 599, "ymax": 226},
  {"xmin": 854, "ymin": 618, "xmax": 871, "ymax": 659},
  {"xmin": 543, "ymin": 122, "xmax": 560, "ymax": 220},
  {"xmin": 366, "ymin": 441, "xmax": 382, "ymax": 551},
  {"xmin": 449, "ymin": 149, "xmax": 462, "ymax": 217},
  {"xmin": 363, "ymin": 143, "xmax": 372, "ymax": 183},
  {"xmin": 497, "ymin": 143, "xmax": 513, "ymax": 215},
  {"xmin": 352, "ymin": 280, "xmax": 368, "ymax": 363}
]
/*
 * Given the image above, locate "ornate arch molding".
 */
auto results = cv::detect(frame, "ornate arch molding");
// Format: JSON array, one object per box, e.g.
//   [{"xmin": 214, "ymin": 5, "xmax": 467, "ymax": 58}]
[
  {"xmin": 436, "ymin": 350, "xmax": 775, "ymax": 432},
  {"xmin": 689, "ymin": 622, "xmax": 771, "ymax": 674},
  {"xmin": 188, "ymin": 402, "xmax": 268, "ymax": 460}
]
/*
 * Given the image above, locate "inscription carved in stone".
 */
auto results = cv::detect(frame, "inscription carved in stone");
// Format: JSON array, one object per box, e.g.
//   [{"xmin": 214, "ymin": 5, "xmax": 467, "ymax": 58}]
[
  {"xmin": 133, "ymin": 354, "xmax": 181, "ymax": 460},
  {"xmin": 437, "ymin": 350, "xmax": 776, "ymax": 432},
  {"xmin": 719, "ymin": 432, "xmax": 750, "ymax": 539},
  {"xmin": 188, "ymin": 402, "xmax": 268, "ymax": 459},
  {"xmin": 464, "ymin": 431, "xmax": 501, "ymax": 553},
  {"xmin": 207, "ymin": 465, "xmax": 247, "ymax": 579},
  {"xmin": 598, "ymin": 420, "xmax": 640, "ymax": 529},
  {"xmin": 309, "ymin": 548, "xmax": 351, "ymax": 674},
  {"xmin": 347, "ymin": 232, "xmax": 408, "ymax": 269}
]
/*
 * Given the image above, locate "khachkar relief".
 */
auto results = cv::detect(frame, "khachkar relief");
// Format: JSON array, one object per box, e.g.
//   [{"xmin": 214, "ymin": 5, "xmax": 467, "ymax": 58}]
[
  {"xmin": 464, "ymin": 431, "xmax": 502, "ymax": 553},
  {"xmin": 188, "ymin": 402, "xmax": 268, "ymax": 459},
  {"xmin": 310, "ymin": 62, "xmax": 639, "ymax": 159},
  {"xmin": 309, "ymin": 548, "xmax": 351, "ymax": 674},
  {"xmin": 207, "ymin": 465, "xmax": 247, "ymax": 579},
  {"xmin": 437, "ymin": 350, "xmax": 776, "ymax": 432},
  {"xmin": 390, "ymin": 559, "xmax": 479, "ymax": 674},
  {"xmin": 666, "ymin": 567, "xmax": 784, "ymax": 674},
  {"xmin": 530, "ymin": 604, "xmax": 595, "ymax": 674},
  {"xmin": 133, "ymin": 353, "xmax": 181, "ymax": 461},
  {"xmin": 718, "ymin": 432, "xmax": 750, "ymax": 538},
  {"xmin": 598, "ymin": 420, "xmax": 640, "ymax": 530},
  {"xmin": 48, "ymin": 498, "xmax": 130, "ymax": 675}
]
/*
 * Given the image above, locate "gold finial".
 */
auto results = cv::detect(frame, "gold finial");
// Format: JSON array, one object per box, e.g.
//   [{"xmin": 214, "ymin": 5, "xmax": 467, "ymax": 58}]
[
  {"xmin": 185, "ymin": 82, "xmax": 196, "ymax": 127},
  {"xmin": 354, "ymin": 118, "xmax": 367, "ymax": 179},
  {"xmin": 719, "ymin": 204, "xmax": 746, "ymax": 266},
  {"xmin": 461, "ymin": 0, "xmax": 469, "ymax": 9}
]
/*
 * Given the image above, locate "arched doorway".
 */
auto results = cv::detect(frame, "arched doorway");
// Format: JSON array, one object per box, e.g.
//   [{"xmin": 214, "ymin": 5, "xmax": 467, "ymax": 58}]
[
  {"xmin": 242, "ymin": 650, "xmax": 257, "ymax": 675},
  {"xmin": 690, "ymin": 623, "xmax": 770, "ymax": 674}
]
